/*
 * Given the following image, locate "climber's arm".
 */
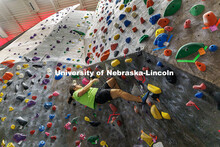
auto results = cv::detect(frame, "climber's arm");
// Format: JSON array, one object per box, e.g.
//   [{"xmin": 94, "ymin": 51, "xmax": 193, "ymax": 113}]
[{"xmin": 78, "ymin": 79, "xmax": 99, "ymax": 97}]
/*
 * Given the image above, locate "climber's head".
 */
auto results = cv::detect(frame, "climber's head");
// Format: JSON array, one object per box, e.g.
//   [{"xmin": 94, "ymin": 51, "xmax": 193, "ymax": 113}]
[{"xmin": 69, "ymin": 84, "xmax": 82, "ymax": 96}]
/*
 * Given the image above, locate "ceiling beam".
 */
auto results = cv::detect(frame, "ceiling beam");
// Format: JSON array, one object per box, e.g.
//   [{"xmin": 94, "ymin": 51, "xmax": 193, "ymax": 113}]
[
  {"xmin": 0, "ymin": 0, "xmax": 25, "ymax": 32},
  {"xmin": 78, "ymin": 0, "xmax": 85, "ymax": 9},
  {"xmin": 50, "ymin": 0, "xmax": 58, "ymax": 12}
]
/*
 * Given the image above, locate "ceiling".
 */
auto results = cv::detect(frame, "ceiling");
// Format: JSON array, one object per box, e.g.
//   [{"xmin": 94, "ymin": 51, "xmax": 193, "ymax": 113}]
[{"xmin": 0, "ymin": 0, "xmax": 99, "ymax": 47}]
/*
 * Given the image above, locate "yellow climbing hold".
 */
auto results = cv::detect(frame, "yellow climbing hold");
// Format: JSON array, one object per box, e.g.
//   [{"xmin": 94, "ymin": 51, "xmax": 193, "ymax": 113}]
[
  {"xmin": 125, "ymin": 7, "xmax": 132, "ymax": 13},
  {"xmin": 76, "ymin": 65, "xmax": 82, "ymax": 69},
  {"xmin": 100, "ymin": 141, "xmax": 108, "ymax": 147},
  {"xmin": 16, "ymin": 72, "xmax": 20, "ymax": 75},
  {"xmin": 11, "ymin": 124, "xmax": 15, "ymax": 130},
  {"xmin": 25, "ymin": 99, "xmax": 29, "ymax": 103},
  {"xmin": 140, "ymin": 130, "xmax": 153, "ymax": 146},
  {"xmin": 125, "ymin": 58, "xmax": 132, "ymax": 63},
  {"xmin": 0, "ymin": 98, "xmax": 2, "ymax": 102},
  {"xmin": 4, "ymin": 80, "xmax": 8, "ymax": 84},
  {"xmin": 96, "ymin": 74, "xmax": 100, "ymax": 78},
  {"xmin": 111, "ymin": 59, "xmax": 120, "ymax": 67},
  {"xmin": 114, "ymin": 34, "xmax": 120, "ymax": 40},
  {"xmin": 9, "ymin": 107, "xmax": 14, "ymax": 112},
  {"xmin": 84, "ymin": 116, "xmax": 90, "ymax": 122},
  {"xmin": 155, "ymin": 28, "xmax": 165, "ymax": 37},
  {"xmin": 7, "ymin": 142, "xmax": 15, "ymax": 147},
  {"xmin": 22, "ymin": 64, "xmax": 29, "ymax": 69},
  {"xmin": 1, "ymin": 139, "xmax": 5, "ymax": 147},
  {"xmin": 84, "ymin": 16, "xmax": 89, "ymax": 19},
  {"xmin": 119, "ymin": 4, "xmax": 124, "ymax": 10},
  {"xmin": 161, "ymin": 112, "xmax": 171, "ymax": 120},
  {"xmin": 89, "ymin": 44, "xmax": 92, "ymax": 48},
  {"xmin": 147, "ymin": 84, "xmax": 162, "ymax": 94},
  {"xmin": 77, "ymin": 24, "xmax": 80, "ymax": 27},
  {"xmin": 150, "ymin": 105, "xmax": 162, "ymax": 120},
  {"xmin": 2, "ymin": 85, "xmax": 7, "ymax": 89},
  {"xmin": 1, "ymin": 117, "xmax": 6, "ymax": 122},
  {"xmin": 0, "ymin": 92, "xmax": 3, "ymax": 97}
]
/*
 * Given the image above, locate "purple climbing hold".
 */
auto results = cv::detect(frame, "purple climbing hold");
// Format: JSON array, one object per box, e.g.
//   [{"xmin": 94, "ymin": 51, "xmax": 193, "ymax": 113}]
[
  {"xmin": 13, "ymin": 133, "xmax": 26, "ymax": 143},
  {"xmin": 42, "ymin": 79, "xmax": 50, "ymax": 85},
  {"xmin": 46, "ymin": 55, "xmax": 50, "ymax": 58},
  {"xmin": 57, "ymin": 63, "xmax": 62, "ymax": 67},
  {"xmin": 27, "ymin": 100, "xmax": 36, "ymax": 107},
  {"xmin": 32, "ymin": 56, "xmax": 40, "ymax": 61}
]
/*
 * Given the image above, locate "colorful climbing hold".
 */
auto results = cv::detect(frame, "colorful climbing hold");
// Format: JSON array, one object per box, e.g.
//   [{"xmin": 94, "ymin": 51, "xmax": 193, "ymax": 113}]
[
  {"xmin": 111, "ymin": 59, "xmax": 120, "ymax": 67},
  {"xmin": 184, "ymin": 19, "xmax": 191, "ymax": 29},
  {"xmin": 139, "ymin": 35, "xmax": 149, "ymax": 43},
  {"xmin": 164, "ymin": 49, "xmax": 172, "ymax": 56},
  {"xmin": 193, "ymin": 83, "xmax": 206, "ymax": 90},
  {"xmin": 161, "ymin": 112, "xmax": 171, "ymax": 120},
  {"xmin": 164, "ymin": 0, "xmax": 182, "ymax": 17},
  {"xmin": 148, "ymin": 84, "xmax": 162, "ymax": 94},
  {"xmin": 157, "ymin": 18, "xmax": 170, "ymax": 28},
  {"xmin": 195, "ymin": 61, "xmax": 206, "ymax": 71},
  {"xmin": 190, "ymin": 4, "xmax": 205, "ymax": 16},
  {"xmin": 149, "ymin": 14, "xmax": 161, "ymax": 25},
  {"xmin": 209, "ymin": 45, "xmax": 218, "ymax": 52},
  {"xmin": 114, "ymin": 34, "xmax": 120, "ymax": 40}
]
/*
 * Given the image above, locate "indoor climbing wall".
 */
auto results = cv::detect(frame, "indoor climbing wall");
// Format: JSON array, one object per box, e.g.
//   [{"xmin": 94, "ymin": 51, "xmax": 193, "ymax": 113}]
[{"xmin": 1, "ymin": 0, "xmax": 220, "ymax": 147}]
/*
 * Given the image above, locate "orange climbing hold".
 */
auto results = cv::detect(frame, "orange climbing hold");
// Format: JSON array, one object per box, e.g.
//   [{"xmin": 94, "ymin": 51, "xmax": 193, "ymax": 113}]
[
  {"xmin": 195, "ymin": 61, "xmax": 206, "ymax": 71},
  {"xmin": 66, "ymin": 67, "xmax": 71, "ymax": 71},
  {"xmin": 157, "ymin": 18, "xmax": 170, "ymax": 28},
  {"xmin": 164, "ymin": 49, "xmax": 172, "ymax": 56},
  {"xmin": 203, "ymin": 11, "xmax": 217, "ymax": 27},
  {"xmin": 100, "ymin": 49, "xmax": 110, "ymax": 62},
  {"xmin": 2, "ymin": 72, "xmax": 13, "ymax": 80},
  {"xmin": 147, "ymin": 0, "xmax": 154, "ymax": 8},
  {"xmin": 132, "ymin": 27, "xmax": 138, "ymax": 32},
  {"xmin": 132, "ymin": 5, "xmax": 137, "ymax": 11},
  {"xmin": 1, "ymin": 60, "xmax": 15, "ymax": 68}
]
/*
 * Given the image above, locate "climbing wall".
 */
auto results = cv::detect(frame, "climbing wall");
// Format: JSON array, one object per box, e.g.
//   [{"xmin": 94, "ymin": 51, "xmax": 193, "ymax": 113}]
[{"xmin": 1, "ymin": 0, "xmax": 220, "ymax": 147}]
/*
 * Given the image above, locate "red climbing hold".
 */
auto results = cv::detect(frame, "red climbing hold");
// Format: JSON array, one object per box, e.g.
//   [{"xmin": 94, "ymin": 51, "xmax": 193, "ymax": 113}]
[
  {"xmin": 100, "ymin": 46, "xmax": 104, "ymax": 52},
  {"xmin": 117, "ymin": 120, "xmax": 122, "ymax": 126},
  {"xmin": 73, "ymin": 126, "xmax": 77, "ymax": 132},
  {"xmin": 45, "ymin": 74, "xmax": 50, "ymax": 78},
  {"xmin": 111, "ymin": 43, "xmax": 118, "ymax": 51},
  {"xmin": 103, "ymin": 28, "xmax": 108, "ymax": 33},
  {"xmin": 66, "ymin": 67, "xmax": 71, "ymax": 72},
  {"xmin": 97, "ymin": 53, "xmax": 100, "ymax": 58},
  {"xmin": 121, "ymin": 75, "xmax": 126, "ymax": 80},
  {"xmin": 56, "ymin": 67, "xmax": 61, "ymax": 71},
  {"xmin": 193, "ymin": 83, "xmax": 206, "ymax": 90},
  {"xmin": 142, "ymin": 67, "xmax": 150, "ymax": 71},
  {"xmin": 140, "ymin": 17, "xmax": 145, "ymax": 24},
  {"xmin": 75, "ymin": 140, "xmax": 81, "ymax": 146},
  {"xmin": 93, "ymin": 46, "xmax": 96, "ymax": 53},
  {"xmin": 30, "ymin": 130, "xmax": 35, "ymax": 135},
  {"xmin": 157, "ymin": 18, "xmax": 170, "ymax": 28},
  {"xmin": 101, "ymin": 26, "xmax": 105, "ymax": 31},
  {"xmin": 95, "ymin": 52, "xmax": 98, "ymax": 57},
  {"xmin": 133, "ymin": 5, "xmax": 137, "ymax": 11},
  {"xmin": 184, "ymin": 19, "xmax": 191, "ymax": 29},
  {"xmin": 100, "ymin": 49, "xmax": 110, "ymax": 62},
  {"xmin": 109, "ymin": 104, "xmax": 117, "ymax": 113},
  {"xmin": 120, "ymin": 28, "xmax": 124, "ymax": 33},
  {"xmin": 52, "ymin": 105, "xmax": 57, "ymax": 111},
  {"xmin": 195, "ymin": 61, "xmax": 206, "ymax": 71},
  {"xmin": 132, "ymin": 27, "xmax": 138, "ymax": 32},
  {"xmin": 44, "ymin": 85, "xmax": 47, "ymax": 90},
  {"xmin": 87, "ymin": 52, "xmax": 92, "ymax": 58},
  {"xmin": 48, "ymin": 95, "xmax": 53, "ymax": 99},
  {"xmin": 108, "ymin": 12, "xmax": 112, "ymax": 16},
  {"xmin": 94, "ymin": 29, "xmax": 97, "ymax": 33},
  {"xmin": 164, "ymin": 26, "xmax": 173, "ymax": 32},
  {"xmin": 186, "ymin": 101, "xmax": 200, "ymax": 110},
  {"xmin": 147, "ymin": 0, "xmax": 154, "ymax": 8},
  {"xmin": 32, "ymin": 96, "xmax": 37, "ymax": 100},
  {"xmin": 164, "ymin": 49, "xmax": 172, "ymax": 56},
  {"xmin": 124, "ymin": 48, "xmax": 129, "ymax": 54},
  {"xmin": 51, "ymin": 136, "xmax": 57, "ymax": 140},
  {"xmin": 47, "ymin": 122, "xmax": 52, "ymax": 128}
]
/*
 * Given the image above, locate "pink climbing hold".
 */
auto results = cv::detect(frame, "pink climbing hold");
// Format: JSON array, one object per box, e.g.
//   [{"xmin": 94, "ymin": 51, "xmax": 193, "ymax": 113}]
[
  {"xmin": 53, "ymin": 91, "xmax": 60, "ymax": 96},
  {"xmin": 186, "ymin": 101, "xmax": 200, "ymax": 110},
  {"xmin": 82, "ymin": 78, "xmax": 90, "ymax": 85},
  {"xmin": 193, "ymin": 83, "xmax": 206, "ymax": 90},
  {"xmin": 164, "ymin": 26, "xmax": 173, "ymax": 32},
  {"xmin": 64, "ymin": 122, "xmax": 71, "ymax": 130},
  {"xmin": 45, "ymin": 132, "xmax": 50, "ymax": 136},
  {"xmin": 184, "ymin": 19, "xmax": 191, "ymax": 29},
  {"xmin": 80, "ymin": 134, "xmax": 86, "ymax": 140}
]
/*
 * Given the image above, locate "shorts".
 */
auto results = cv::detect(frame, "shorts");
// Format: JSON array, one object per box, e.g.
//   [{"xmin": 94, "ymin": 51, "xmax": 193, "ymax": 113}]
[{"xmin": 95, "ymin": 82, "xmax": 112, "ymax": 104}]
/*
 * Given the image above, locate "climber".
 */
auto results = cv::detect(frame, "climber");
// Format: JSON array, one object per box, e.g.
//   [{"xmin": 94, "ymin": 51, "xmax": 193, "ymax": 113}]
[{"xmin": 68, "ymin": 77, "xmax": 149, "ymax": 109}]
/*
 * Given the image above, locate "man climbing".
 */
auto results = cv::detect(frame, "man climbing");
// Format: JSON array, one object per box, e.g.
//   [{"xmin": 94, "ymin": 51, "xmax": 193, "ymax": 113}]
[{"xmin": 68, "ymin": 77, "xmax": 149, "ymax": 109}]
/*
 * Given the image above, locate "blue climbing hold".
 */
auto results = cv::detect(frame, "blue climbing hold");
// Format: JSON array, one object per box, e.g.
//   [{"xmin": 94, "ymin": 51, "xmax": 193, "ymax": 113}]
[
  {"xmin": 65, "ymin": 114, "xmax": 71, "ymax": 119},
  {"xmin": 28, "ymin": 92, "xmax": 31, "ymax": 96},
  {"xmin": 126, "ymin": 37, "xmax": 131, "ymax": 43},
  {"xmin": 55, "ymin": 74, "xmax": 63, "ymax": 80},
  {"xmin": 154, "ymin": 33, "xmax": 168, "ymax": 47},
  {"xmin": 116, "ymin": 0, "xmax": 121, "ymax": 4},
  {"xmin": 124, "ymin": 20, "xmax": 131, "ymax": 27},
  {"xmin": 119, "ymin": 14, "xmax": 126, "ymax": 20},
  {"xmin": 66, "ymin": 58, "xmax": 71, "ymax": 61},
  {"xmin": 49, "ymin": 114, "xmax": 55, "ymax": 120},
  {"xmin": 19, "ymin": 56, "xmax": 22, "ymax": 58},
  {"xmin": 106, "ymin": 15, "xmax": 111, "ymax": 21},
  {"xmin": 44, "ymin": 102, "xmax": 52, "ymax": 109},
  {"xmin": 108, "ymin": 20, "xmax": 112, "ymax": 25},
  {"xmin": 63, "ymin": 65, "xmax": 66, "ymax": 68},
  {"xmin": 209, "ymin": 45, "xmax": 218, "ymax": 52},
  {"xmin": 157, "ymin": 61, "xmax": 163, "ymax": 67},
  {"xmin": 149, "ymin": 14, "xmax": 161, "ymax": 25},
  {"xmin": 195, "ymin": 92, "xmax": 203, "ymax": 98},
  {"xmin": 39, "ymin": 125, "xmax": 45, "ymax": 132},
  {"xmin": 39, "ymin": 140, "xmax": 46, "ymax": 147}
]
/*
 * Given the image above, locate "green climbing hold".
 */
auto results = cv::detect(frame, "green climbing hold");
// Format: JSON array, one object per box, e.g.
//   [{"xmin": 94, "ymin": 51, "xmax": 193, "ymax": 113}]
[
  {"xmin": 71, "ymin": 117, "xmax": 79, "ymax": 124},
  {"xmin": 89, "ymin": 32, "xmax": 93, "ymax": 36},
  {"xmin": 71, "ymin": 75, "xmax": 79, "ymax": 79},
  {"xmin": 148, "ymin": 7, "xmax": 154, "ymax": 15},
  {"xmin": 139, "ymin": 35, "xmax": 149, "ymax": 43},
  {"xmin": 87, "ymin": 135, "xmax": 99, "ymax": 144},
  {"xmin": 164, "ymin": 0, "xmax": 182, "ymax": 17},
  {"xmin": 124, "ymin": 0, "xmax": 131, "ymax": 4},
  {"xmin": 73, "ymin": 30, "xmax": 85, "ymax": 35},
  {"xmin": 189, "ymin": 4, "xmax": 205, "ymax": 16},
  {"xmin": 175, "ymin": 42, "xmax": 205, "ymax": 59},
  {"xmin": 143, "ymin": 0, "xmax": 147, "ymax": 5}
]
